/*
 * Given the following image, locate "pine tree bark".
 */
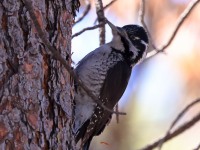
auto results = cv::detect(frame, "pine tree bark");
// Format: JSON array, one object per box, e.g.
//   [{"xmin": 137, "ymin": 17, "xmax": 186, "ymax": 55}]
[{"xmin": 0, "ymin": 0, "xmax": 75, "ymax": 149}]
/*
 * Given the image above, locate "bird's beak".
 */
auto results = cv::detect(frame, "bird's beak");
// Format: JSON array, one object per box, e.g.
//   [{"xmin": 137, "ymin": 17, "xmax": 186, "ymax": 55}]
[
  {"xmin": 106, "ymin": 19, "xmax": 125, "ymax": 38},
  {"xmin": 106, "ymin": 19, "xmax": 117, "ymax": 31}
]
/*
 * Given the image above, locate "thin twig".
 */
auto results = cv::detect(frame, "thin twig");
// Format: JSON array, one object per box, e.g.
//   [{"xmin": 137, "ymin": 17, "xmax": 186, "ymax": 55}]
[
  {"xmin": 146, "ymin": 0, "xmax": 200, "ymax": 59},
  {"xmin": 158, "ymin": 98, "xmax": 200, "ymax": 150},
  {"xmin": 138, "ymin": 111, "xmax": 200, "ymax": 150},
  {"xmin": 23, "ymin": 0, "xmax": 126, "ymax": 115},
  {"xmin": 156, "ymin": 0, "xmax": 200, "ymax": 52},
  {"xmin": 72, "ymin": 23, "xmax": 105, "ymax": 38},
  {"xmin": 139, "ymin": 0, "xmax": 156, "ymax": 50},
  {"xmin": 94, "ymin": 0, "xmax": 117, "ymax": 25},
  {"xmin": 104, "ymin": 0, "xmax": 117, "ymax": 9},
  {"xmin": 115, "ymin": 103, "xmax": 119, "ymax": 123},
  {"xmin": 168, "ymin": 99, "xmax": 200, "ymax": 131},
  {"xmin": 95, "ymin": 0, "xmax": 106, "ymax": 45},
  {"xmin": 73, "ymin": 0, "xmax": 91, "ymax": 26},
  {"xmin": 73, "ymin": 0, "xmax": 116, "ymax": 38},
  {"xmin": 193, "ymin": 143, "xmax": 200, "ymax": 150}
]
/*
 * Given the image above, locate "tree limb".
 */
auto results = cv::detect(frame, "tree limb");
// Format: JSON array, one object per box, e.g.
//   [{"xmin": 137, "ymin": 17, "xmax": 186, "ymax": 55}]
[
  {"xmin": 104, "ymin": 0, "xmax": 117, "ymax": 9},
  {"xmin": 193, "ymin": 143, "xmax": 200, "ymax": 150},
  {"xmin": 139, "ymin": 0, "xmax": 156, "ymax": 50},
  {"xmin": 138, "ymin": 110, "xmax": 200, "ymax": 150},
  {"xmin": 145, "ymin": 0, "xmax": 200, "ymax": 59},
  {"xmin": 94, "ymin": 0, "xmax": 117, "ymax": 25},
  {"xmin": 157, "ymin": 0, "xmax": 200, "ymax": 52},
  {"xmin": 95, "ymin": 0, "xmax": 106, "ymax": 45},
  {"xmin": 72, "ymin": 23, "xmax": 105, "ymax": 38},
  {"xmin": 158, "ymin": 98, "xmax": 200, "ymax": 149},
  {"xmin": 72, "ymin": 0, "xmax": 117, "ymax": 39}
]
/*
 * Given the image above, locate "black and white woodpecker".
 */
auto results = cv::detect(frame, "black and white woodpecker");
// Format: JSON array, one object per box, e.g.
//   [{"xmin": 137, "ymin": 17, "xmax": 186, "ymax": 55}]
[{"xmin": 73, "ymin": 20, "xmax": 149, "ymax": 150}]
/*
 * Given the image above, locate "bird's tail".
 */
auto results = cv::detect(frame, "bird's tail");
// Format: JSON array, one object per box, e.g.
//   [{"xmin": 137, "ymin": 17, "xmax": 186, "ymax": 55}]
[{"xmin": 82, "ymin": 136, "xmax": 93, "ymax": 150}]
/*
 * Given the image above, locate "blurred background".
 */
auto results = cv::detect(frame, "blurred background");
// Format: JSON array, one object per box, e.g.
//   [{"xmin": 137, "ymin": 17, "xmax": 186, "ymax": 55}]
[{"xmin": 72, "ymin": 0, "xmax": 200, "ymax": 149}]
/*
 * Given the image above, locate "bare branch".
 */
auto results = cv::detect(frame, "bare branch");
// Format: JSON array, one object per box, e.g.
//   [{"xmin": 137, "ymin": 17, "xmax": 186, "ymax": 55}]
[
  {"xmin": 73, "ymin": 0, "xmax": 117, "ymax": 38},
  {"xmin": 146, "ymin": 0, "xmax": 200, "ymax": 59},
  {"xmin": 94, "ymin": 0, "xmax": 117, "ymax": 25},
  {"xmin": 139, "ymin": 0, "xmax": 156, "ymax": 50},
  {"xmin": 138, "ymin": 110, "xmax": 200, "ymax": 150},
  {"xmin": 158, "ymin": 98, "xmax": 200, "ymax": 149},
  {"xmin": 73, "ymin": 0, "xmax": 91, "ymax": 26},
  {"xmin": 104, "ymin": 0, "xmax": 117, "ymax": 9},
  {"xmin": 23, "ymin": 0, "xmax": 126, "ymax": 115},
  {"xmin": 115, "ymin": 103, "xmax": 119, "ymax": 123},
  {"xmin": 157, "ymin": 0, "xmax": 200, "ymax": 52},
  {"xmin": 193, "ymin": 143, "xmax": 200, "ymax": 150},
  {"xmin": 72, "ymin": 23, "xmax": 105, "ymax": 38},
  {"xmin": 95, "ymin": 0, "xmax": 106, "ymax": 45},
  {"xmin": 138, "ymin": 1, "xmax": 200, "ymax": 149}
]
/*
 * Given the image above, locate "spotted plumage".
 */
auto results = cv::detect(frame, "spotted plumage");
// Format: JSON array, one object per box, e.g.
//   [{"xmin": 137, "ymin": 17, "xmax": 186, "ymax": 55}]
[{"xmin": 73, "ymin": 20, "xmax": 149, "ymax": 150}]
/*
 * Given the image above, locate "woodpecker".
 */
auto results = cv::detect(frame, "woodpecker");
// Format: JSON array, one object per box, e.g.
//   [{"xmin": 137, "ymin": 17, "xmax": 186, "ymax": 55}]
[{"xmin": 73, "ymin": 20, "xmax": 149, "ymax": 150}]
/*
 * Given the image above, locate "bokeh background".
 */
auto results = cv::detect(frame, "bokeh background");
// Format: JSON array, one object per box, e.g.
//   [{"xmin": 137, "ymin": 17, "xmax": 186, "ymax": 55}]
[{"xmin": 72, "ymin": 0, "xmax": 200, "ymax": 149}]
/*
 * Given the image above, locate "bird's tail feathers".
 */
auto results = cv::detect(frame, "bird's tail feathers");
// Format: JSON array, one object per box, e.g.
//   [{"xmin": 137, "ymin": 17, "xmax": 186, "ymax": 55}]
[{"xmin": 82, "ymin": 136, "xmax": 93, "ymax": 150}]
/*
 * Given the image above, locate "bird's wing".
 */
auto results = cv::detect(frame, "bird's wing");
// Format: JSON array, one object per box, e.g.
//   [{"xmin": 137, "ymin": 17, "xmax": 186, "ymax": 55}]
[{"xmin": 80, "ymin": 60, "xmax": 132, "ymax": 145}]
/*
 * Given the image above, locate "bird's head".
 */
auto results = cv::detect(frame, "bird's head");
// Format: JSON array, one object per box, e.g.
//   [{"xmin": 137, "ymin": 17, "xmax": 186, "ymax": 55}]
[{"xmin": 107, "ymin": 20, "xmax": 149, "ymax": 66}]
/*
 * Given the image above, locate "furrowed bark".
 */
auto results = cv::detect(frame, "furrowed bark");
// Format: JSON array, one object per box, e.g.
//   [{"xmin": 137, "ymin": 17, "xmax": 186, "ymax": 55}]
[{"xmin": 0, "ymin": 0, "xmax": 75, "ymax": 149}]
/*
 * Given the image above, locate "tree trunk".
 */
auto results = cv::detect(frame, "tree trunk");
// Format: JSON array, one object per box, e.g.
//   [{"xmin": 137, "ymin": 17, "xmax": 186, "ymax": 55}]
[{"xmin": 0, "ymin": 0, "xmax": 75, "ymax": 149}]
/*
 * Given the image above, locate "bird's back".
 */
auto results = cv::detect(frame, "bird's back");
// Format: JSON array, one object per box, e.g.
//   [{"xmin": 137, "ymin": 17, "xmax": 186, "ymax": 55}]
[{"xmin": 74, "ymin": 44, "xmax": 132, "ymax": 149}]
